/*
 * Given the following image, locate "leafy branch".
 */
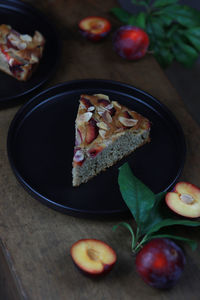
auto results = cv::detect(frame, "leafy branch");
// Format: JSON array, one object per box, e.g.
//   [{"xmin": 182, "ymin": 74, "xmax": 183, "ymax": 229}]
[
  {"xmin": 111, "ymin": 0, "xmax": 200, "ymax": 68},
  {"xmin": 113, "ymin": 163, "xmax": 200, "ymax": 254}
]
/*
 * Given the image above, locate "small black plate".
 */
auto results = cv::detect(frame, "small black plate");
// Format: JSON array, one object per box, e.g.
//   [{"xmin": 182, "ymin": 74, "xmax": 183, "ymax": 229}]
[
  {"xmin": 7, "ymin": 79, "xmax": 186, "ymax": 217},
  {"xmin": 0, "ymin": 0, "xmax": 60, "ymax": 103}
]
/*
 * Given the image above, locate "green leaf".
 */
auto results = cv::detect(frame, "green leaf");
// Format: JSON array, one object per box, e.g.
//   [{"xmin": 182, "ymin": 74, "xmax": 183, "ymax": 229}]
[
  {"xmin": 154, "ymin": 47, "xmax": 174, "ymax": 68},
  {"xmin": 166, "ymin": 24, "xmax": 179, "ymax": 39},
  {"xmin": 172, "ymin": 43, "xmax": 198, "ymax": 67},
  {"xmin": 113, "ymin": 222, "xmax": 135, "ymax": 249},
  {"xmin": 140, "ymin": 191, "xmax": 179, "ymax": 235},
  {"xmin": 153, "ymin": 4, "xmax": 180, "ymax": 16},
  {"xmin": 147, "ymin": 234, "xmax": 198, "ymax": 251},
  {"xmin": 140, "ymin": 204, "xmax": 163, "ymax": 235},
  {"xmin": 146, "ymin": 21, "xmax": 154, "ymax": 37},
  {"xmin": 153, "ymin": 0, "xmax": 178, "ymax": 9},
  {"xmin": 154, "ymin": 14, "xmax": 173, "ymax": 26},
  {"xmin": 127, "ymin": 15, "xmax": 138, "ymax": 26},
  {"xmin": 147, "ymin": 24, "xmax": 174, "ymax": 68},
  {"xmin": 118, "ymin": 163, "xmax": 156, "ymax": 227},
  {"xmin": 111, "ymin": 7, "xmax": 132, "ymax": 24},
  {"xmin": 139, "ymin": 191, "xmax": 167, "ymax": 235},
  {"xmin": 184, "ymin": 27, "xmax": 200, "ymax": 52},
  {"xmin": 147, "ymin": 219, "xmax": 200, "ymax": 236},
  {"xmin": 135, "ymin": 12, "xmax": 146, "ymax": 29},
  {"xmin": 164, "ymin": 6, "xmax": 200, "ymax": 28},
  {"xmin": 172, "ymin": 32, "xmax": 199, "ymax": 67},
  {"xmin": 148, "ymin": 18, "xmax": 165, "ymax": 38}
]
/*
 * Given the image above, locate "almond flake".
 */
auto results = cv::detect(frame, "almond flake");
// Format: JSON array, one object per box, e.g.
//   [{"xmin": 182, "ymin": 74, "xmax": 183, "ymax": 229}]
[
  {"xmin": 87, "ymin": 106, "xmax": 95, "ymax": 112},
  {"xmin": 74, "ymin": 150, "xmax": 84, "ymax": 162},
  {"xmin": 75, "ymin": 129, "xmax": 82, "ymax": 146},
  {"xmin": 119, "ymin": 116, "xmax": 138, "ymax": 127},
  {"xmin": 34, "ymin": 31, "xmax": 44, "ymax": 43},
  {"xmin": 97, "ymin": 121, "xmax": 109, "ymax": 130},
  {"xmin": 112, "ymin": 101, "xmax": 121, "ymax": 109},
  {"xmin": 8, "ymin": 33, "xmax": 27, "ymax": 50},
  {"xmin": 105, "ymin": 103, "xmax": 113, "ymax": 110},
  {"xmin": 18, "ymin": 42, "xmax": 27, "ymax": 50},
  {"xmin": 97, "ymin": 111, "xmax": 104, "ymax": 117},
  {"xmin": 94, "ymin": 94, "xmax": 110, "ymax": 100},
  {"xmin": 102, "ymin": 111, "xmax": 112, "ymax": 123},
  {"xmin": 99, "ymin": 129, "xmax": 106, "ymax": 138},
  {"xmin": 30, "ymin": 54, "xmax": 39, "ymax": 63},
  {"xmin": 97, "ymin": 106, "xmax": 106, "ymax": 115},
  {"xmin": 77, "ymin": 112, "xmax": 92, "ymax": 124},
  {"xmin": 20, "ymin": 34, "xmax": 32, "ymax": 42},
  {"xmin": 8, "ymin": 58, "xmax": 14, "ymax": 66}
]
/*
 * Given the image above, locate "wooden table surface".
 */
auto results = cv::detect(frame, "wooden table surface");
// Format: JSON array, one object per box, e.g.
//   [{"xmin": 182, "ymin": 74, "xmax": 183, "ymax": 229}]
[{"xmin": 0, "ymin": 0, "xmax": 200, "ymax": 299}]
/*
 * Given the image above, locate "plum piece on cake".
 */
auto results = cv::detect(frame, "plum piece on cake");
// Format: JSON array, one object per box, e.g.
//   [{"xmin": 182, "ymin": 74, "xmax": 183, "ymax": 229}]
[
  {"xmin": 0, "ymin": 24, "xmax": 45, "ymax": 81},
  {"xmin": 72, "ymin": 94, "xmax": 151, "ymax": 187}
]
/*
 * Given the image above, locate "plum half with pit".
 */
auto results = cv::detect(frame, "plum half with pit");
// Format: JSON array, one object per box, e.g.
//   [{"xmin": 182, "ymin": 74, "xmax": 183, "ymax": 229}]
[
  {"xmin": 113, "ymin": 25, "xmax": 149, "ymax": 60},
  {"xmin": 135, "ymin": 238, "xmax": 186, "ymax": 289},
  {"xmin": 165, "ymin": 182, "xmax": 200, "ymax": 218},
  {"xmin": 79, "ymin": 16, "xmax": 111, "ymax": 41},
  {"xmin": 70, "ymin": 239, "xmax": 117, "ymax": 276}
]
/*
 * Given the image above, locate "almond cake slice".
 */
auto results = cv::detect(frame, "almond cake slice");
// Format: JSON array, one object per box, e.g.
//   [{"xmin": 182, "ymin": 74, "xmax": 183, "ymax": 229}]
[
  {"xmin": 0, "ymin": 24, "xmax": 45, "ymax": 81},
  {"xmin": 72, "ymin": 94, "xmax": 151, "ymax": 187}
]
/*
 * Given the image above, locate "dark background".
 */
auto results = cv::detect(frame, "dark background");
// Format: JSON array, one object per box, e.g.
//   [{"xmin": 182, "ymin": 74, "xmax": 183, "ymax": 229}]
[{"xmin": 118, "ymin": 0, "xmax": 200, "ymax": 126}]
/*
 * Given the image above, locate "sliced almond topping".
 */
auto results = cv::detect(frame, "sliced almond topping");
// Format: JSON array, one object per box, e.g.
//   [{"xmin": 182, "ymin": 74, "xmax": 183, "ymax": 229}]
[
  {"xmin": 75, "ymin": 128, "xmax": 82, "ymax": 146},
  {"xmin": 94, "ymin": 94, "xmax": 110, "ymax": 100},
  {"xmin": 105, "ymin": 103, "xmax": 113, "ymax": 110},
  {"xmin": 8, "ymin": 58, "xmax": 14, "ymax": 66},
  {"xmin": 97, "ymin": 104, "xmax": 113, "ymax": 114},
  {"xmin": 33, "ymin": 31, "xmax": 44, "ymax": 44},
  {"xmin": 77, "ymin": 112, "xmax": 92, "ymax": 124},
  {"xmin": 102, "ymin": 110, "xmax": 112, "ymax": 123},
  {"xmin": 20, "ymin": 34, "xmax": 32, "ymax": 42},
  {"xmin": 8, "ymin": 32, "xmax": 20, "ymax": 42},
  {"xmin": 30, "ymin": 54, "xmax": 39, "ymax": 63},
  {"xmin": 97, "ymin": 106, "xmax": 106, "ymax": 115},
  {"xmin": 97, "ymin": 121, "xmax": 109, "ymax": 130},
  {"xmin": 74, "ymin": 149, "xmax": 84, "ymax": 162},
  {"xmin": 97, "ymin": 111, "xmax": 103, "ymax": 117},
  {"xmin": 8, "ymin": 33, "xmax": 27, "ymax": 50},
  {"xmin": 112, "ymin": 101, "xmax": 121, "ymax": 109},
  {"xmin": 18, "ymin": 42, "xmax": 27, "ymax": 50},
  {"xmin": 87, "ymin": 106, "xmax": 95, "ymax": 112},
  {"xmin": 99, "ymin": 129, "xmax": 106, "ymax": 138},
  {"xmin": 118, "ymin": 116, "xmax": 138, "ymax": 127}
]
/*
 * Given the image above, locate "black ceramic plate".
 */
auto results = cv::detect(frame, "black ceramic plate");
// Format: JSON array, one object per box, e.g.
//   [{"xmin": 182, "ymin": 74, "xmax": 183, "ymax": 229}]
[
  {"xmin": 0, "ymin": 0, "xmax": 60, "ymax": 103},
  {"xmin": 7, "ymin": 79, "xmax": 186, "ymax": 217}
]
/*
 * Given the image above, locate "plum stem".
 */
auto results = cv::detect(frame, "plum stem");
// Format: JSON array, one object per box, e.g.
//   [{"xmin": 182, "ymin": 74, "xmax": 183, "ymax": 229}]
[{"xmin": 132, "ymin": 234, "xmax": 150, "ymax": 254}]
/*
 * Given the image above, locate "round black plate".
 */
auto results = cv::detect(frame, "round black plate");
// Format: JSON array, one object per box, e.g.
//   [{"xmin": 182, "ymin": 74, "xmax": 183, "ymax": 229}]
[
  {"xmin": 0, "ymin": 0, "xmax": 60, "ymax": 103},
  {"xmin": 7, "ymin": 79, "xmax": 186, "ymax": 217}
]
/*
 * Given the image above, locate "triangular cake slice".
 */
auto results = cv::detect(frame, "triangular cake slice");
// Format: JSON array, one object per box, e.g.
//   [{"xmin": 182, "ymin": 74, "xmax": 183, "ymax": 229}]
[
  {"xmin": 0, "ymin": 24, "xmax": 45, "ymax": 81},
  {"xmin": 72, "ymin": 94, "xmax": 151, "ymax": 186}
]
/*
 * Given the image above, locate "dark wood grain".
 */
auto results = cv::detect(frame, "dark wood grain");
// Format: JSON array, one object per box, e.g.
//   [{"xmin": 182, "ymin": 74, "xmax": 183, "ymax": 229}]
[{"xmin": 0, "ymin": 0, "xmax": 200, "ymax": 299}]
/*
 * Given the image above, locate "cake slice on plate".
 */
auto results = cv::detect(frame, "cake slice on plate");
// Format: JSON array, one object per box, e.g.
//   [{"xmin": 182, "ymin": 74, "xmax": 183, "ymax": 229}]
[
  {"xmin": 72, "ymin": 94, "xmax": 151, "ymax": 187},
  {"xmin": 0, "ymin": 24, "xmax": 45, "ymax": 81}
]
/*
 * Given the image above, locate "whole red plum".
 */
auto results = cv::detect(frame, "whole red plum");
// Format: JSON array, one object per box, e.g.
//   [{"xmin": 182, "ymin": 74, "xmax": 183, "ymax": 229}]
[
  {"xmin": 135, "ymin": 238, "xmax": 186, "ymax": 289},
  {"xmin": 113, "ymin": 25, "xmax": 149, "ymax": 60}
]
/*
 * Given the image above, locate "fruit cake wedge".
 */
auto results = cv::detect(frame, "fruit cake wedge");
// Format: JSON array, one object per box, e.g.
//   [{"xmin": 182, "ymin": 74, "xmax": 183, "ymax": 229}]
[
  {"xmin": 72, "ymin": 94, "xmax": 151, "ymax": 187},
  {"xmin": 0, "ymin": 24, "xmax": 45, "ymax": 81}
]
